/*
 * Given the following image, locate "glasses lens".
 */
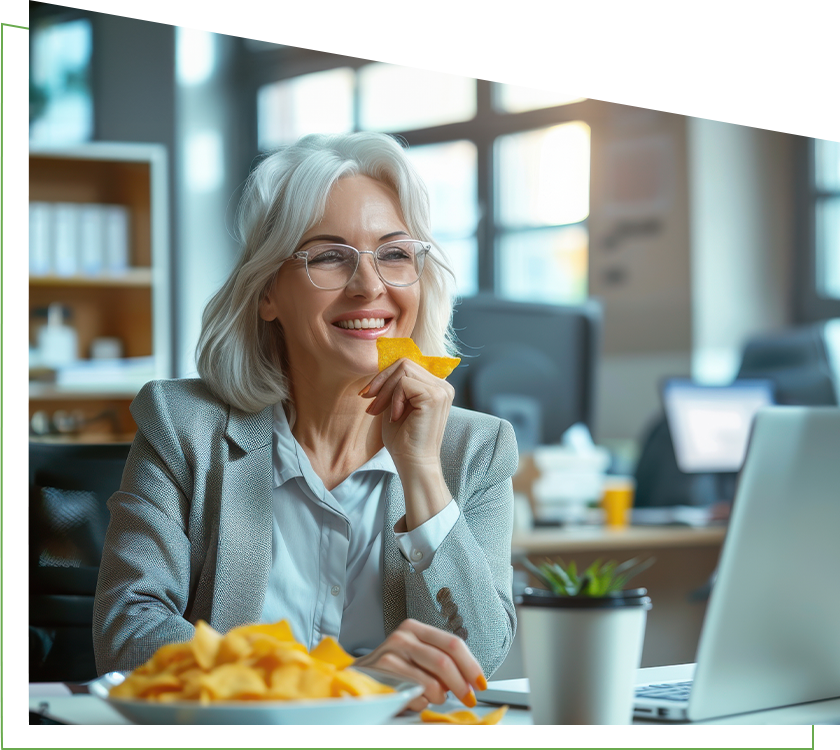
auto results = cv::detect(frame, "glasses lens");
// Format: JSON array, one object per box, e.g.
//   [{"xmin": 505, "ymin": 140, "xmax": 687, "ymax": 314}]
[
  {"xmin": 305, "ymin": 245, "xmax": 358, "ymax": 289},
  {"xmin": 375, "ymin": 241, "xmax": 427, "ymax": 286}
]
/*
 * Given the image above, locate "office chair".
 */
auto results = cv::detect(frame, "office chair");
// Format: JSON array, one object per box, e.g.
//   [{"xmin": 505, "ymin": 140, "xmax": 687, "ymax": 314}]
[
  {"xmin": 736, "ymin": 324, "xmax": 838, "ymax": 406},
  {"xmin": 633, "ymin": 417, "xmax": 720, "ymax": 509},
  {"xmin": 29, "ymin": 441, "xmax": 132, "ymax": 682}
]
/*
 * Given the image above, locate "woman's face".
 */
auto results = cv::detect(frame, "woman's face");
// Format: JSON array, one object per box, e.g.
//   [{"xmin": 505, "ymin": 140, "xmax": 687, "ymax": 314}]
[{"xmin": 259, "ymin": 174, "xmax": 421, "ymax": 385}]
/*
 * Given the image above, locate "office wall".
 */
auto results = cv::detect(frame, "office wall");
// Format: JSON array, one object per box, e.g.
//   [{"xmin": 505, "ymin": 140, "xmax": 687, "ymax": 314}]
[
  {"xmin": 589, "ymin": 113, "xmax": 796, "ymax": 443},
  {"xmin": 688, "ymin": 118, "xmax": 795, "ymax": 383},
  {"xmin": 174, "ymin": 30, "xmax": 247, "ymax": 376},
  {"xmin": 589, "ymin": 108, "xmax": 693, "ymax": 442}
]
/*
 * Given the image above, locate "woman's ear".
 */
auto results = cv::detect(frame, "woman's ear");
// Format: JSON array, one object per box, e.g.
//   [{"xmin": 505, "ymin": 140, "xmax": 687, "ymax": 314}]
[{"xmin": 259, "ymin": 293, "xmax": 277, "ymax": 322}]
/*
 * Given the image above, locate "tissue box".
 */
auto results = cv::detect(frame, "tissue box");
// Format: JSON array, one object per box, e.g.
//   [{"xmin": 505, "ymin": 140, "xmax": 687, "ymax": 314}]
[{"xmin": 531, "ymin": 443, "xmax": 611, "ymax": 524}]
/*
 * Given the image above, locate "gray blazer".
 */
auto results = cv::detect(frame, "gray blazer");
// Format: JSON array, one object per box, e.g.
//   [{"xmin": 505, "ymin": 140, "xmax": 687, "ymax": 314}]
[{"xmin": 93, "ymin": 379, "xmax": 518, "ymax": 677}]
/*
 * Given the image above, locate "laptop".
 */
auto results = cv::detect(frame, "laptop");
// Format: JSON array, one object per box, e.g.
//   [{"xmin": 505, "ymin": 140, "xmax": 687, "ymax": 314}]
[
  {"xmin": 482, "ymin": 407, "xmax": 840, "ymax": 722},
  {"xmin": 635, "ymin": 405, "xmax": 840, "ymax": 721}
]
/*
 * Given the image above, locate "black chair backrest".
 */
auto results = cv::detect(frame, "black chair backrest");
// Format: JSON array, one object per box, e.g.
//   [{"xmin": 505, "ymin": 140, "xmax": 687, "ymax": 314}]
[
  {"xmin": 29, "ymin": 441, "xmax": 131, "ymax": 682},
  {"xmin": 633, "ymin": 415, "xmax": 725, "ymax": 508},
  {"xmin": 737, "ymin": 325, "xmax": 838, "ymax": 406}
]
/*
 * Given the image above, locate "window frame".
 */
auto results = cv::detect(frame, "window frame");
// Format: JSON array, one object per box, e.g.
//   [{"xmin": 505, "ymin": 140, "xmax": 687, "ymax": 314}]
[
  {"xmin": 795, "ymin": 137, "xmax": 840, "ymax": 323},
  {"xmin": 242, "ymin": 45, "xmax": 595, "ymax": 296}
]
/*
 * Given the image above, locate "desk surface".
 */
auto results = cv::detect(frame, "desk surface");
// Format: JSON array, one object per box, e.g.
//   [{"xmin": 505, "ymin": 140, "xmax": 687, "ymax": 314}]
[
  {"xmin": 512, "ymin": 524, "xmax": 727, "ymax": 555},
  {"xmin": 29, "ymin": 665, "xmax": 840, "ymax": 726}
]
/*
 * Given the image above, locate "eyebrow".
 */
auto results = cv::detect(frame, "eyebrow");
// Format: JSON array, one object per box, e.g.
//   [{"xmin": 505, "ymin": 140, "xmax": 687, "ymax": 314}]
[{"xmin": 296, "ymin": 230, "xmax": 410, "ymax": 251}]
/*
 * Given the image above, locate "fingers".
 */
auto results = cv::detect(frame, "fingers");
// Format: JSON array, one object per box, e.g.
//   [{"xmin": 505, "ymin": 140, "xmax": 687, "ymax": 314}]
[
  {"xmin": 407, "ymin": 695, "xmax": 430, "ymax": 713},
  {"xmin": 383, "ymin": 627, "xmax": 471, "ymax": 703},
  {"xmin": 372, "ymin": 650, "xmax": 450, "ymax": 705},
  {"xmin": 361, "ymin": 359, "xmax": 453, "ymax": 422},
  {"xmin": 367, "ymin": 620, "xmax": 484, "ymax": 707},
  {"xmin": 399, "ymin": 619, "xmax": 484, "ymax": 700}
]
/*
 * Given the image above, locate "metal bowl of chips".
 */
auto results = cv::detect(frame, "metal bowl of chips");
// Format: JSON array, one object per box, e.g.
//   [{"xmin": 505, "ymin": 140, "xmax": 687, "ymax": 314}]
[{"xmin": 89, "ymin": 669, "xmax": 423, "ymax": 725}]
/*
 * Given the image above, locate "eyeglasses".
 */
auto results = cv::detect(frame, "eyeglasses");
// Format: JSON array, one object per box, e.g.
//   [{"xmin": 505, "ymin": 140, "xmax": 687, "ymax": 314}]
[{"xmin": 283, "ymin": 239, "xmax": 431, "ymax": 291}]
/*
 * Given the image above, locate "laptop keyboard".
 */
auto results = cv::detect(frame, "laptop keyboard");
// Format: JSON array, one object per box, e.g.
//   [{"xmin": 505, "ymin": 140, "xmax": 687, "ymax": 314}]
[{"xmin": 635, "ymin": 680, "xmax": 693, "ymax": 702}]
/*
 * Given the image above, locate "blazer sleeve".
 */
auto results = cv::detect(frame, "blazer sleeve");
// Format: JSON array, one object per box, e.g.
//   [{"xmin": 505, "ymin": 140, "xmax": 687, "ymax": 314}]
[
  {"xmin": 403, "ymin": 418, "xmax": 518, "ymax": 677},
  {"xmin": 92, "ymin": 384, "xmax": 198, "ymax": 675}
]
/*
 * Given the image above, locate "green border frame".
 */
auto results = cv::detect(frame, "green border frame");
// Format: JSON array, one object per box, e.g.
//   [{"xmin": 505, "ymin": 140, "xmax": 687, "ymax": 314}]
[{"xmin": 13, "ymin": 0, "xmax": 840, "ymax": 750}]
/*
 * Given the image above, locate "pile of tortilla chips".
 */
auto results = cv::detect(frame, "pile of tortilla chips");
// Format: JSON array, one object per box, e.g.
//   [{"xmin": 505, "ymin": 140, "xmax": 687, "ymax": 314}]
[
  {"xmin": 376, "ymin": 338, "xmax": 460, "ymax": 379},
  {"xmin": 109, "ymin": 620, "xmax": 393, "ymax": 704}
]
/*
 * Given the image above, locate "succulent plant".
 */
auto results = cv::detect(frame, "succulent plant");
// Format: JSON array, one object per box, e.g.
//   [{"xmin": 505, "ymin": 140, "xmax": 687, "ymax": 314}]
[{"xmin": 524, "ymin": 556, "xmax": 655, "ymax": 597}]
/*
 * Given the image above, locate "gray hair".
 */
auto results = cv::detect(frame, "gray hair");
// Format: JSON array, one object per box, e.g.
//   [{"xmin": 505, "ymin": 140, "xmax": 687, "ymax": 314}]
[{"xmin": 196, "ymin": 132, "xmax": 458, "ymax": 413}]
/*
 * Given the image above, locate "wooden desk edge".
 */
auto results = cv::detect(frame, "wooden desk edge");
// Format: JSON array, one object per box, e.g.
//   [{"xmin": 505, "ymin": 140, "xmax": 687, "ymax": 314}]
[{"xmin": 512, "ymin": 525, "xmax": 727, "ymax": 555}]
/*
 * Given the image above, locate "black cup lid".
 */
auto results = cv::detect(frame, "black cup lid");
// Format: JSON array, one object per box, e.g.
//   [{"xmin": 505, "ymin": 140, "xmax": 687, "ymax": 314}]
[{"xmin": 516, "ymin": 586, "xmax": 652, "ymax": 609}]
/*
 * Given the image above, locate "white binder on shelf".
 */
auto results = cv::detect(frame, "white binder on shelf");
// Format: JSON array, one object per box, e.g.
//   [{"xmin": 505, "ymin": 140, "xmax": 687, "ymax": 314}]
[
  {"xmin": 78, "ymin": 204, "xmax": 105, "ymax": 275},
  {"xmin": 103, "ymin": 205, "xmax": 130, "ymax": 272},
  {"xmin": 52, "ymin": 203, "xmax": 80, "ymax": 277},
  {"xmin": 29, "ymin": 202, "xmax": 53, "ymax": 275}
]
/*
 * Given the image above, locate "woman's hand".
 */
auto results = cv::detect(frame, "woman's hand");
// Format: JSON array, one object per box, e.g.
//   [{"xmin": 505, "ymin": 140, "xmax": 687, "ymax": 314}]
[
  {"xmin": 361, "ymin": 357, "xmax": 454, "ymax": 467},
  {"xmin": 361, "ymin": 358, "xmax": 455, "ymax": 529},
  {"xmin": 353, "ymin": 619, "xmax": 487, "ymax": 712}
]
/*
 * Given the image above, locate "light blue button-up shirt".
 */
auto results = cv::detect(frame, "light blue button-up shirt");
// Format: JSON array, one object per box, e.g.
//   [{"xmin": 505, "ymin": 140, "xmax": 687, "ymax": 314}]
[{"xmin": 259, "ymin": 403, "xmax": 459, "ymax": 655}]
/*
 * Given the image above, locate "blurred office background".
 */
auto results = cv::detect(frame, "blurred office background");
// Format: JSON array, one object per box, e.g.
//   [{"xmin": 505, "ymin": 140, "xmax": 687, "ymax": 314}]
[{"xmin": 27, "ymin": 2, "xmax": 840, "ymax": 455}]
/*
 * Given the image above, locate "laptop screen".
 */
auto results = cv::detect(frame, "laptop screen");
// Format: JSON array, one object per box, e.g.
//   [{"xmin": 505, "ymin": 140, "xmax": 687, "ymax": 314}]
[{"xmin": 662, "ymin": 379, "xmax": 775, "ymax": 473}]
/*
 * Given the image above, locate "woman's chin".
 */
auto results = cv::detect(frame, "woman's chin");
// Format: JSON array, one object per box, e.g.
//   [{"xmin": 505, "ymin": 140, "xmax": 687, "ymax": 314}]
[{"xmin": 328, "ymin": 357, "xmax": 380, "ymax": 384}]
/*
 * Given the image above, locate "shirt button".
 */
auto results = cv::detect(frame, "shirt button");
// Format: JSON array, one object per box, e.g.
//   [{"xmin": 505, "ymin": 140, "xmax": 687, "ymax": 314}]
[
  {"xmin": 331, "ymin": 585, "xmax": 341, "ymax": 596},
  {"xmin": 411, "ymin": 549, "xmax": 424, "ymax": 562}
]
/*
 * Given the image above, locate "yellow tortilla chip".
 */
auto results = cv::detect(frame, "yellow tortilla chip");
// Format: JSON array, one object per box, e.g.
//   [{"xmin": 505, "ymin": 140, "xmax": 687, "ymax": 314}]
[
  {"xmin": 308, "ymin": 636, "xmax": 355, "ymax": 669},
  {"xmin": 299, "ymin": 665, "xmax": 336, "ymax": 699},
  {"xmin": 376, "ymin": 337, "xmax": 460, "ymax": 379},
  {"xmin": 145, "ymin": 641, "xmax": 195, "ymax": 673},
  {"xmin": 420, "ymin": 704, "xmax": 508, "ymax": 724},
  {"xmin": 110, "ymin": 672, "xmax": 183, "ymax": 700},
  {"xmin": 331, "ymin": 667, "xmax": 394, "ymax": 697},
  {"xmin": 229, "ymin": 620, "xmax": 298, "ymax": 642},
  {"xmin": 215, "ymin": 630, "xmax": 252, "ymax": 665},
  {"xmin": 200, "ymin": 663, "xmax": 267, "ymax": 700},
  {"xmin": 190, "ymin": 619, "xmax": 222, "ymax": 670}
]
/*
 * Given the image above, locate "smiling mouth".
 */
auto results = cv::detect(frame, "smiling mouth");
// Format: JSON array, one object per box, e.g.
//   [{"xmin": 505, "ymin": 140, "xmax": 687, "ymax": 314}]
[{"xmin": 334, "ymin": 317, "xmax": 389, "ymax": 330}]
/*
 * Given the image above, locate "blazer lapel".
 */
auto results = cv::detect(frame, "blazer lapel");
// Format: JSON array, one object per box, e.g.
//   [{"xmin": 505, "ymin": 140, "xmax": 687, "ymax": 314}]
[
  {"xmin": 211, "ymin": 404, "xmax": 274, "ymax": 633},
  {"xmin": 382, "ymin": 473, "xmax": 408, "ymax": 635}
]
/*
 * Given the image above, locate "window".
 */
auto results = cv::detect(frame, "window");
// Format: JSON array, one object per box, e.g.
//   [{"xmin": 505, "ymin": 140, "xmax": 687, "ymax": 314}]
[
  {"xmin": 257, "ymin": 68, "xmax": 355, "ymax": 151},
  {"xmin": 358, "ymin": 64, "xmax": 476, "ymax": 132},
  {"xmin": 29, "ymin": 17, "xmax": 93, "ymax": 146},
  {"xmin": 406, "ymin": 140, "xmax": 479, "ymax": 297},
  {"xmin": 252, "ymin": 53, "xmax": 591, "ymax": 302},
  {"xmin": 814, "ymin": 139, "xmax": 840, "ymax": 300},
  {"xmin": 797, "ymin": 139, "xmax": 840, "ymax": 323},
  {"xmin": 495, "ymin": 122, "xmax": 590, "ymax": 305},
  {"xmin": 494, "ymin": 83, "xmax": 585, "ymax": 114}
]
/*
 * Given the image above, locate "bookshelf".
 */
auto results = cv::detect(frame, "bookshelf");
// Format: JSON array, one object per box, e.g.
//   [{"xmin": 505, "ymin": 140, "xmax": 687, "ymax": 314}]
[{"xmin": 29, "ymin": 142, "xmax": 171, "ymax": 442}]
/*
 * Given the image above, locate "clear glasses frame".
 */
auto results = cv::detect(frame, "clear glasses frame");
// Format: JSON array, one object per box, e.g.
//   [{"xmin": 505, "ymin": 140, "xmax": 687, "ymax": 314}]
[{"xmin": 281, "ymin": 239, "xmax": 432, "ymax": 291}]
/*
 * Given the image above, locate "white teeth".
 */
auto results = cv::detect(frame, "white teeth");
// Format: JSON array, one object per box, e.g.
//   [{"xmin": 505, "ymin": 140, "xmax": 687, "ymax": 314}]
[{"xmin": 337, "ymin": 318, "xmax": 385, "ymax": 330}]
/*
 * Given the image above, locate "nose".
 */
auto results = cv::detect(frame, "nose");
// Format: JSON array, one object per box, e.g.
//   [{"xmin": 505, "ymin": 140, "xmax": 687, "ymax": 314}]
[{"xmin": 345, "ymin": 251, "xmax": 384, "ymax": 298}]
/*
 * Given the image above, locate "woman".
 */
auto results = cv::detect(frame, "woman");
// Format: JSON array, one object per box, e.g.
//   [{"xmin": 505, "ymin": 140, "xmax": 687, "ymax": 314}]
[{"xmin": 93, "ymin": 132, "xmax": 517, "ymax": 711}]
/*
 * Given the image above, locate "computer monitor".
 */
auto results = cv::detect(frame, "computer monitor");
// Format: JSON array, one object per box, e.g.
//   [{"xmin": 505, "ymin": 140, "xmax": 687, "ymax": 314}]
[
  {"xmin": 662, "ymin": 378, "xmax": 775, "ymax": 474},
  {"xmin": 448, "ymin": 295, "xmax": 602, "ymax": 447}
]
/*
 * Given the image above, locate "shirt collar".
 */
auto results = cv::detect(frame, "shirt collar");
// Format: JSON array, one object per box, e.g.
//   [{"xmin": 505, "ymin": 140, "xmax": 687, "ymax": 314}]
[
  {"xmin": 272, "ymin": 402, "xmax": 303, "ymax": 487},
  {"xmin": 271, "ymin": 402, "xmax": 398, "ymax": 488}
]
